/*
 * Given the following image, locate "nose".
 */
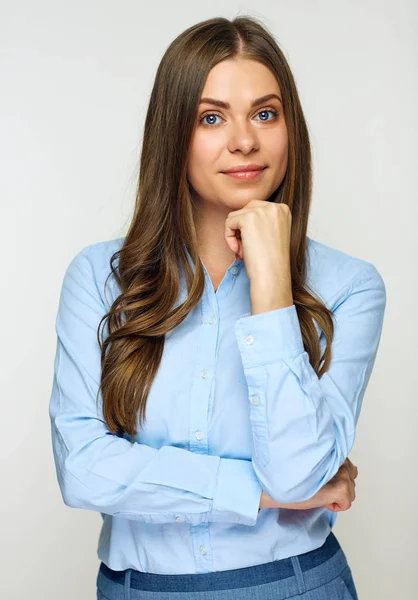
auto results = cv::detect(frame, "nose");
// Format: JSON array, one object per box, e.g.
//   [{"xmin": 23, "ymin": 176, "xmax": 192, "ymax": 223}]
[{"xmin": 227, "ymin": 118, "xmax": 259, "ymax": 154}]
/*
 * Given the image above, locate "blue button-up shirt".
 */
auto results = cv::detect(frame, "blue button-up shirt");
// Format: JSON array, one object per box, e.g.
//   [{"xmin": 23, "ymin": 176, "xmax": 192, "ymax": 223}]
[{"xmin": 49, "ymin": 235, "xmax": 386, "ymax": 574}]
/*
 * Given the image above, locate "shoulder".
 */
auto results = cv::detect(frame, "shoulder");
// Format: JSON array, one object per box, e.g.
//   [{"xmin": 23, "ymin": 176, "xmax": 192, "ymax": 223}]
[
  {"xmin": 76, "ymin": 237, "xmax": 124, "ymax": 276},
  {"xmin": 61, "ymin": 237, "xmax": 125, "ymax": 305},
  {"xmin": 306, "ymin": 236, "xmax": 386, "ymax": 310},
  {"xmin": 65, "ymin": 237, "xmax": 124, "ymax": 275}
]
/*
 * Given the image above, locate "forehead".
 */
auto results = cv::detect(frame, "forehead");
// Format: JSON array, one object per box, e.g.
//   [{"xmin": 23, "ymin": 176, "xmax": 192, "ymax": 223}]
[{"xmin": 200, "ymin": 58, "xmax": 281, "ymax": 104}]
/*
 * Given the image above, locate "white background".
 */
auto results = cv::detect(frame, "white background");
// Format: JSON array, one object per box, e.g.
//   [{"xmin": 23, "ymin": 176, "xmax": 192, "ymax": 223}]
[{"xmin": 1, "ymin": 1, "xmax": 416, "ymax": 598}]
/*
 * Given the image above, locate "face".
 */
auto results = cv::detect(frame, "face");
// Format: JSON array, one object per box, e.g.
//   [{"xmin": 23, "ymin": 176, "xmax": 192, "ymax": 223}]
[{"xmin": 187, "ymin": 57, "xmax": 288, "ymax": 214}]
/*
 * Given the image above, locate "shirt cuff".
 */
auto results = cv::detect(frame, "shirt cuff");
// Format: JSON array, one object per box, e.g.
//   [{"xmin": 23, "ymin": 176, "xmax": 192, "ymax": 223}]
[
  {"xmin": 234, "ymin": 304, "xmax": 305, "ymax": 368},
  {"xmin": 211, "ymin": 458, "xmax": 262, "ymax": 526}
]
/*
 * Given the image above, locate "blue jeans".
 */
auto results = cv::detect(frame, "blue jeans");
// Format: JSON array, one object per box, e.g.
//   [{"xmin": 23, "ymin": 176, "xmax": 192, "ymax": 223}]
[{"xmin": 96, "ymin": 531, "xmax": 358, "ymax": 599}]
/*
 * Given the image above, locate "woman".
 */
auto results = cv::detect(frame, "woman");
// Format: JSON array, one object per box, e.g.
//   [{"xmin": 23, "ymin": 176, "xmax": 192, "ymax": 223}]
[{"xmin": 49, "ymin": 15, "xmax": 386, "ymax": 600}]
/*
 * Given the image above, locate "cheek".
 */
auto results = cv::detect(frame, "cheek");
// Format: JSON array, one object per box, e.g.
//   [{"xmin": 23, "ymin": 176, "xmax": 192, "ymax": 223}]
[
  {"xmin": 190, "ymin": 132, "xmax": 223, "ymax": 167},
  {"xmin": 267, "ymin": 138, "xmax": 288, "ymax": 181},
  {"xmin": 187, "ymin": 136, "xmax": 222, "ymax": 191},
  {"xmin": 266, "ymin": 129, "xmax": 288, "ymax": 161}
]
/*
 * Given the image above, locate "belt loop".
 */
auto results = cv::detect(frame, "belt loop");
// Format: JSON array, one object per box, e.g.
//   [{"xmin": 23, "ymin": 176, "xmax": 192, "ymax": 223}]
[
  {"xmin": 124, "ymin": 568, "xmax": 132, "ymax": 600},
  {"xmin": 290, "ymin": 556, "xmax": 306, "ymax": 594}
]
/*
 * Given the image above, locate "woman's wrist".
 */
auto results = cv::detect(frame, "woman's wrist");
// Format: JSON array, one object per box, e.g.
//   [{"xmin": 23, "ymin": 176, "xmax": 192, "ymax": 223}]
[{"xmin": 260, "ymin": 489, "xmax": 324, "ymax": 510}]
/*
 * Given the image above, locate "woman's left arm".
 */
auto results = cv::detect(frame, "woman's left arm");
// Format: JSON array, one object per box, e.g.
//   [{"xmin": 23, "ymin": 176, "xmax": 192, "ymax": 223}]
[
  {"xmin": 235, "ymin": 268, "xmax": 386, "ymax": 505},
  {"xmin": 226, "ymin": 200, "xmax": 386, "ymax": 506}
]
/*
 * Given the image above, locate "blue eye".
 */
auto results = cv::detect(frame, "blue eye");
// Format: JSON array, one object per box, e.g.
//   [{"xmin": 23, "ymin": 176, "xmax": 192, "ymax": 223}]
[
  {"xmin": 257, "ymin": 110, "xmax": 276, "ymax": 121},
  {"xmin": 199, "ymin": 109, "xmax": 279, "ymax": 126},
  {"xmin": 201, "ymin": 113, "xmax": 221, "ymax": 126}
]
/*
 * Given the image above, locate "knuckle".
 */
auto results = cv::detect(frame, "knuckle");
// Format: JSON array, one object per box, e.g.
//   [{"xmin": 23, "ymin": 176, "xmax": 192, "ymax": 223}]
[
  {"xmin": 341, "ymin": 469, "xmax": 350, "ymax": 480},
  {"xmin": 336, "ymin": 480, "xmax": 349, "ymax": 495}
]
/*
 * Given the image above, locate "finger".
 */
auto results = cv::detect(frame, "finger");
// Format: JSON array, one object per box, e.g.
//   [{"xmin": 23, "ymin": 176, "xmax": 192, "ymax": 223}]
[
  {"xmin": 346, "ymin": 458, "xmax": 358, "ymax": 479},
  {"xmin": 348, "ymin": 461, "xmax": 358, "ymax": 479},
  {"xmin": 350, "ymin": 481, "xmax": 356, "ymax": 502}
]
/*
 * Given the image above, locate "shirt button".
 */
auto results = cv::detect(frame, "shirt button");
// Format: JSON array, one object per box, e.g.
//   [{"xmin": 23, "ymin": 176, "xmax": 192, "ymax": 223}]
[
  {"xmin": 175, "ymin": 516, "xmax": 185, "ymax": 522},
  {"xmin": 195, "ymin": 431, "xmax": 204, "ymax": 440},
  {"xmin": 208, "ymin": 315, "xmax": 217, "ymax": 324},
  {"xmin": 245, "ymin": 335, "xmax": 254, "ymax": 345},
  {"xmin": 201, "ymin": 369, "xmax": 209, "ymax": 378},
  {"xmin": 199, "ymin": 545, "xmax": 207, "ymax": 554},
  {"xmin": 251, "ymin": 396, "xmax": 260, "ymax": 405},
  {"xmin": 231, "ymin": 266, "xmax": 239, "ymax": 275}
]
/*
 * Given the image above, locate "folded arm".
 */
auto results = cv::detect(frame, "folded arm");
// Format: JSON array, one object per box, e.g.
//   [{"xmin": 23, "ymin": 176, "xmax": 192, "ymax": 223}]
[
  {"xmin": 235, "ymin": 265, "xmax": 386, "ymax": 504},
  {"xmin": 49, "ymin": 246, "xmax": 263, "ymax": 526}
]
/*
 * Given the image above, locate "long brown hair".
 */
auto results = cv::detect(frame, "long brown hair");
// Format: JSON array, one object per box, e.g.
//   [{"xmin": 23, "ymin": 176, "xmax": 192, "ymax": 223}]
[{"xmin": 96, "ymin": 15, "xmax": 334, "ymax": 441}]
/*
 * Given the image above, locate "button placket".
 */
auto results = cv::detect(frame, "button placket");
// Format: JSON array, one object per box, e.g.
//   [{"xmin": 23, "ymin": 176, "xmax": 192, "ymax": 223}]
[{"xmin": 188, "ymin": 277, "xmax": 229, "ymax": 572}]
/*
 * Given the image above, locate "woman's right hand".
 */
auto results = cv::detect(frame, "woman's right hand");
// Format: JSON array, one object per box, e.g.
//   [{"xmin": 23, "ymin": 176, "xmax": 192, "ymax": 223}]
[
  {"xmin": 260, "ymin": 457, "xmax": 358, "ymax": 512},
  {"xmin": 320, "ymin": 457, "xmax": 358, "ymax": 512}
]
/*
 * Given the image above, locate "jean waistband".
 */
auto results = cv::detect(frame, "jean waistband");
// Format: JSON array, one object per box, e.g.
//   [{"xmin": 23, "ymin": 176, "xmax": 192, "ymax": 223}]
[{"xmin": 99, "ymin": 531, "xmax": 342, "ymax": 592}]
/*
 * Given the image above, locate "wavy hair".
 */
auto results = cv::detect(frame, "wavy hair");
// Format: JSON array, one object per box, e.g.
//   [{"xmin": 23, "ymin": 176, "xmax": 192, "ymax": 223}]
[{"xmin": 96, "ymin": 15, "xmax": 335, "ymax": 441}]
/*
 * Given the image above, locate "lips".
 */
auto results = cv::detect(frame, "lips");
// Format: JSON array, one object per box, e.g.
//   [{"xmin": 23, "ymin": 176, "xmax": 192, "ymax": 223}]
[
  {"xmin": 222, "ymin": 168, "xmax": 265, "ymax": 180},
  {"xmin": 222, "ymin": 164, "xmax": 265, "ymax": 173}
]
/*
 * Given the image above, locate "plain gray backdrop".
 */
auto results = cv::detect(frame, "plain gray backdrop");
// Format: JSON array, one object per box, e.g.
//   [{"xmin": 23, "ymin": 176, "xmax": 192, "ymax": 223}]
[{"xmin": 1, "ymin": 0, "xmax": 416, "ymax": 598}]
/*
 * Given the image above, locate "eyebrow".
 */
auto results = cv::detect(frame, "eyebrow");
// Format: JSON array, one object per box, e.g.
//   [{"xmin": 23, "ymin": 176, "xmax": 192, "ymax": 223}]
[{"xmin": 198, "ymin": 93, "xmax": 282, "ymax": 109}]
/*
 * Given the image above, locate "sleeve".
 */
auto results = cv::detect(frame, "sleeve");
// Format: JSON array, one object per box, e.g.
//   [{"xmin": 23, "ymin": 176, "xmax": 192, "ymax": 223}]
[
  {"xmin": 234, "ymin": 265, "xmax": 386, "ymax": 504},
  {"xmin": 49, "ymin": 247, "xmax": 262, "ymax": 526}
]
